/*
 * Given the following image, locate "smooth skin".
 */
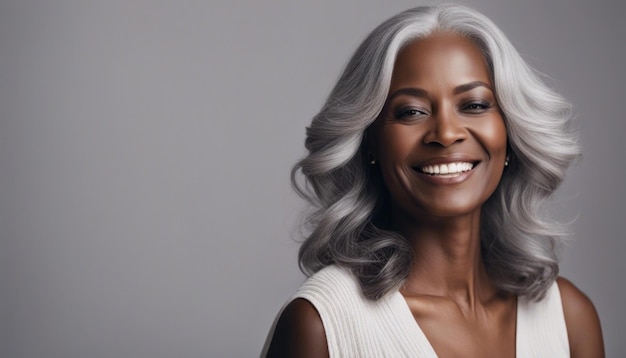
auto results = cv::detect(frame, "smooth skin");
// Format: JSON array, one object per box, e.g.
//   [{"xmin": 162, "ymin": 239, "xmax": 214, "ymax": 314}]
[{"xmin": 266, "ymin": 33, "xmax": 603, "ymax": 357}]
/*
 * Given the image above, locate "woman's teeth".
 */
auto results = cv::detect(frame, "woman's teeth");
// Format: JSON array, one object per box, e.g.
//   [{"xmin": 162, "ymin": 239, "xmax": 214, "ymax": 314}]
[{"xmin": 420, "ymin": 162, "xmax": 474, "ymax": 175}]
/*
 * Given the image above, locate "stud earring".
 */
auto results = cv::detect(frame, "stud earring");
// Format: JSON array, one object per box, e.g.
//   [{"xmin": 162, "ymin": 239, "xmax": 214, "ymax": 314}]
[
  {"xmin": 504, "ymin": 155, "xmax": 510, "ymax": 167},
  {"xmin": 368, "ymin": 153, "xmax": 376, "ymax": 165}
]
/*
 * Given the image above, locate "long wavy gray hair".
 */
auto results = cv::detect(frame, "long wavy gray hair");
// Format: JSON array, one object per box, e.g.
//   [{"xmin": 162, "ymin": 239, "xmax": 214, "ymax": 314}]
[{"xmin": 292, "ymin": 4, "xmax": 580, "ymax": 301}]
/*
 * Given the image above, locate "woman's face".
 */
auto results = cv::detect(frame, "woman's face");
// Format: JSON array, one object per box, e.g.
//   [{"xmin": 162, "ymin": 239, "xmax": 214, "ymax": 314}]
[{"xmin": 371, "ymin": 32, "xmax": 507, "ymax": 220}]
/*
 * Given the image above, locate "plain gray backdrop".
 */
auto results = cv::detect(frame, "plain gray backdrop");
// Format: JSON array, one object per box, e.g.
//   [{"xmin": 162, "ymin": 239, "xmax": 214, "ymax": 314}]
[{"xmin": 1, "ymin": 0, "xmax": 624, "ymax": 357}]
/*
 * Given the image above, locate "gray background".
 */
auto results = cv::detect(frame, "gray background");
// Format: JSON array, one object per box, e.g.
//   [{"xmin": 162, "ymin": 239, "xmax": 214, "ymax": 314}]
[{"xmin": 0, "ymin": 0, "xmax": 623, "ymax": 357}]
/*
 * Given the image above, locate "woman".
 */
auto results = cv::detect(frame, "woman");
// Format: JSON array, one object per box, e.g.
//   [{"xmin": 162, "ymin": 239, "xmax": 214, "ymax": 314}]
[{"xmin": 264, "ymin": 4, "xmax": 603, "ymax": 357}]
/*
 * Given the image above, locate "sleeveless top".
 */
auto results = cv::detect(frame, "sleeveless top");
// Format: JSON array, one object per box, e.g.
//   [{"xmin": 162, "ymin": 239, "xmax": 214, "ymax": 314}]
[{"xmin": 271, "ymin": 265, "xmax": 570, "ymax": 357}]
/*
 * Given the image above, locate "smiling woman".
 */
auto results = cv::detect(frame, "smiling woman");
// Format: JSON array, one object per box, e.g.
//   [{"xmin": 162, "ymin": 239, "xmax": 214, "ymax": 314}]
[
  {"xmin": 263, "ymin": 4, "xmax": 603, "ymax": 357},
  {"xmin": 372, "ymin": 33, "xmax": 508, "ymax": 221}
]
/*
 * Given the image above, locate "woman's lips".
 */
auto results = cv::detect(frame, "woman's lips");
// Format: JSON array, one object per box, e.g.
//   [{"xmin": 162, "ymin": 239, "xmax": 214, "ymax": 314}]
[
  {"xmin": 419, "ymin": 161, "xmax": 475, "ymax": 175},
  {"xmin": 411, "ymin": 161, "xmax": 480, "ymax": 184}
]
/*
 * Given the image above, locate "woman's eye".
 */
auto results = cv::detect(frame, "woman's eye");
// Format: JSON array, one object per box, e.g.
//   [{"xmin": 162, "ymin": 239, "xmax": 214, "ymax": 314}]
[
  {"xmin": 394, "ymin": 108, "xmax": 427, "ymax": 120},
  {"xmin": 461, "ymin": 101, "xmax": 491, "ymax": 113}
]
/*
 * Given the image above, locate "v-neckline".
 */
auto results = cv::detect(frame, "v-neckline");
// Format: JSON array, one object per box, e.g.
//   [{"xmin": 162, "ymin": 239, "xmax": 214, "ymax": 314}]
[{"xmin": 391, "ymin": 291, "xmax": 519, "ymax": 357}]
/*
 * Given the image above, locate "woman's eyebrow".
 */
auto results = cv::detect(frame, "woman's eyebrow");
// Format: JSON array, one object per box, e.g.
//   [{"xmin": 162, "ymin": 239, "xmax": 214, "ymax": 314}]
[
  {"xmin": 387, "ymin": 81, "xmax": 493, "ymax": 102},
  {"xmin": 453, "ymin": 81, "xmax": 493, "ymax": 95},
  {"xmin": 387, "ymin": 88, "xmax": 429, "ymax": 101}
]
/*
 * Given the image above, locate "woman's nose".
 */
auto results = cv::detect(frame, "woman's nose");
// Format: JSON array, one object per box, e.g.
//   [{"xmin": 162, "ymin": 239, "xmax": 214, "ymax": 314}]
[{"xmin": 422, "ymin": 106, "xmax": 467, "ymax": 147}]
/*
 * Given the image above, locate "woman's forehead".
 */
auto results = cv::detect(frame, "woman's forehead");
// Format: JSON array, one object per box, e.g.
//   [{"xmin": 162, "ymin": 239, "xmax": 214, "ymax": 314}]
[{"xmin": 390, "ymin": 33, "xmax": 493, "ymax": 92}]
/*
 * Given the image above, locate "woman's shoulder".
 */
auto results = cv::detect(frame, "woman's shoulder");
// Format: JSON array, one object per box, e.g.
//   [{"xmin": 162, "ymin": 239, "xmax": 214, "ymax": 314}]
[
  {"xmin": 264, "ymin": 298, "xmax": 329, "ymax": 358},
  {"xmin": 265, "ymin": 265, "xmax": 413, "ymax": 357},
  {"xmin": 264, "ymin": 265, "xmax": 356, "ymax": 357},
  {"xmin": 556, "ymin": 277, "xmax": 604, "ymax": 357}
]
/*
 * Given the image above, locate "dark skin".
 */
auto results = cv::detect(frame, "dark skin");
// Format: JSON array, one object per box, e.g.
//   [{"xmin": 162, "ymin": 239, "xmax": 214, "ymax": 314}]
[{"xmin": 266, "ymin": 33, "xmax": 604, "ymax": 357}]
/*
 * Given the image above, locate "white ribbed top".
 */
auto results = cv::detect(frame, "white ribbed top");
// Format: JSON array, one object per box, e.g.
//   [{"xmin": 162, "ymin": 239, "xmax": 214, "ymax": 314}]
[
  {"xmin": 517, "ymin": 279, "xmax": 570, "ymax": 357},
  {"xmin": 291, "ymin": 265, "xmax": 570, "ymax": 357}
]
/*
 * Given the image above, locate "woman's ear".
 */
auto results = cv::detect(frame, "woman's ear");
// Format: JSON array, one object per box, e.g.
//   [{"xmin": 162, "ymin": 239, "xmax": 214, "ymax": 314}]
[
  {"xmin": 365, "ymin": 119, "xmax": 382, "ymax": 162},
  {"xmin": 364, "ymin": 125, "xmax": 378, "ymax": 165},
  {"xmin": 505, "ymin": 143, "xmax": 514, "ymax": 166}
]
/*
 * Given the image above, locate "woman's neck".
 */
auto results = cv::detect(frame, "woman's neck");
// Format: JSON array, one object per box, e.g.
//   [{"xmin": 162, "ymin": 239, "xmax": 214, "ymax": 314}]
[{"xmin": 394, "ymin": 209, "xmax": 499, "ymax": 310}]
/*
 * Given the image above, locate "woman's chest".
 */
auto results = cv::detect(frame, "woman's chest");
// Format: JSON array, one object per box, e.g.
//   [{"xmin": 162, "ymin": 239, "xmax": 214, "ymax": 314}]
[{"xmin": 404, "ymin": 296, "xmax": 517, "ymax": 357}]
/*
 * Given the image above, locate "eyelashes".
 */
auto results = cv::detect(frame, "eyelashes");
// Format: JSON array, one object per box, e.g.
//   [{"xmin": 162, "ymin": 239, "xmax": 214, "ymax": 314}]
[
  {"xmin": 394, "ymin": 107, "xmax": 428, "ymax": 119},
  {"xmin": 460, "ymin": 100, "xmax": 492, "ymax": 113}
]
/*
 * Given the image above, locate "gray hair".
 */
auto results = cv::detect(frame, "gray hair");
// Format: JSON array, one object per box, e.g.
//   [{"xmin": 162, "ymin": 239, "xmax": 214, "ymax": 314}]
[{"xmin": 292, "ymin": 4, "xmax": 580, "ymax": 301}]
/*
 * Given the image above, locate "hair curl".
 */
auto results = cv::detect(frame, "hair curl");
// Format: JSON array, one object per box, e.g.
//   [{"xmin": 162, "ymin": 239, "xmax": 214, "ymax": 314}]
[{"xmin": 292, "ymin": 4, "xmax": 580, "ymax": 301}]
